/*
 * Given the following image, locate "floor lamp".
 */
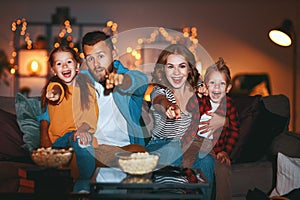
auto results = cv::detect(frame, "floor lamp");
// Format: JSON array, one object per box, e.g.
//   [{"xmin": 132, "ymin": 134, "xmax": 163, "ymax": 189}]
[{"xmin": 269, "ymin": 19, "xmax": 297, "ymax": 132}]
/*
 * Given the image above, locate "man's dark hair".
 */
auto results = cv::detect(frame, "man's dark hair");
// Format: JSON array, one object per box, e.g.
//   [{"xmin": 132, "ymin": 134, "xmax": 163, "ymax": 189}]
[{"xmin": 82, "ymin": 31, "xmax": 114, "ymax": 53}]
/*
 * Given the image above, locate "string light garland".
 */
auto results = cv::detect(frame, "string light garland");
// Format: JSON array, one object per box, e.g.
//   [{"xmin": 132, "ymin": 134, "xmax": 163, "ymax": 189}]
[
  {"xmin": 10, "ymin": 18, "xmax": 33, "ymax": 74},
  {"xmin": 10, "ymin": 18, "xmax": 118, "ymax": 74},
  {"xmin": 124, "ymin": 26, "xmax": 200, "ymax": 69},
  {"xmin": 10, "ymin": 19, "xmax": 198, "ymax": 75}
]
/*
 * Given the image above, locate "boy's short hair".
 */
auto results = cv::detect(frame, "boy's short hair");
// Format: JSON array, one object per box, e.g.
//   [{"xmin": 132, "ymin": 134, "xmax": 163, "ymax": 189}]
[{"xmin": 204, "ymin": 57, "xmax": 232, "ymax": 85}]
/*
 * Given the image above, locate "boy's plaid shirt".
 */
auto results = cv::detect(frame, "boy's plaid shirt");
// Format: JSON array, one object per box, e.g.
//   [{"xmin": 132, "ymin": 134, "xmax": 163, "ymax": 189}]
[{"xmin": 181, "ymin": 94, "xmax": 240, "ymax": 155}]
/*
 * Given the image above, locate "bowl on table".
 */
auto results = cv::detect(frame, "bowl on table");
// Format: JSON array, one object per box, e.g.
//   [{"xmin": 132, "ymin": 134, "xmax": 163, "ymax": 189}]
[
  {"xmin": 115, "ymin": 152, "xmax": 159, "ymax": 175},
  {"xmin": 31, "ymin": 147, "xmax": 74, "ymax": 168}
]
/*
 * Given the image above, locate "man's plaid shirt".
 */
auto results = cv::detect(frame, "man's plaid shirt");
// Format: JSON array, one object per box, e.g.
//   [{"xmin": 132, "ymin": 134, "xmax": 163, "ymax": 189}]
[{"xmin": 181, "ymin": 94, "xmax": 240, "ymax": 155}]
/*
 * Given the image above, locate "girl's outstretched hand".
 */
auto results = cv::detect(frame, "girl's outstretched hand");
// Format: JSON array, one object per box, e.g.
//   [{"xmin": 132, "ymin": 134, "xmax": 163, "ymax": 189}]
[{"xmin": 46, "ymin": 85, "xmax": 61, "ymax": 102}]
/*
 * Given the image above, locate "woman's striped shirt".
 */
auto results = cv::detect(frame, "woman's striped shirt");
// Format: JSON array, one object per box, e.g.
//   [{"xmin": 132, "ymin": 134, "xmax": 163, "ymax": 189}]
[{"xmin": 150, "ymin": 86, "xmax": 192, "ymax": 139}]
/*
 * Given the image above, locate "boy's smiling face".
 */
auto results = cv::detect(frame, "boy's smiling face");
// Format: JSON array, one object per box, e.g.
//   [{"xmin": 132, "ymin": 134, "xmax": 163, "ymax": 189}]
[{"xmin": 206, "ymin": 71, "xmax": 231, "ymax": 103}]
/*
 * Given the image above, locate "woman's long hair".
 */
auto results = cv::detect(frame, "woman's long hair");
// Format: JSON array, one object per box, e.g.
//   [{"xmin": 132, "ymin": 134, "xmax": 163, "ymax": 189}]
[{"xmin": 151, "ymin": 44, "xmax": 200, "ymax": 90}]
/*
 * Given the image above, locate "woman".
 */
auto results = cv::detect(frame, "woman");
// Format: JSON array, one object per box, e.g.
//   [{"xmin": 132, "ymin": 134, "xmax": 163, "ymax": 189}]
[
  {"xmin": 145, "ymin": 44, "xmax": 206, "ymax": 164},
  {"xmin": 145, "ymin": 44, "xmax": 217, "ymax": 198}
]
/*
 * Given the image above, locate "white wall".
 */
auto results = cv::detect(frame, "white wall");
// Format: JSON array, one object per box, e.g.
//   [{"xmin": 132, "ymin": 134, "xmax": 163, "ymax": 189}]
[{"xmin": 0, "ymin": 0, "xmax": 299, "ymax": 132}]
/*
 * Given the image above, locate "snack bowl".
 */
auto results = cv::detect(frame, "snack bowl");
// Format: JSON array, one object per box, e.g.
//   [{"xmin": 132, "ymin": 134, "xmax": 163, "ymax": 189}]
[
  {"xmin": 31, "ymin": 147, "xmax": 74, "ymax": 168},
  {"xmin": 115, "ymin": 152, "xmax": 159, "ymax": 175}
]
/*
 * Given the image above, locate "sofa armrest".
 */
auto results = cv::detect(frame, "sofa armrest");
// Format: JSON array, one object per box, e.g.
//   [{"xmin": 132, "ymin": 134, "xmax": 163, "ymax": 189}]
[{"xmin": 0, "ymin": 96, "xmax": 16, "ymax": 115}]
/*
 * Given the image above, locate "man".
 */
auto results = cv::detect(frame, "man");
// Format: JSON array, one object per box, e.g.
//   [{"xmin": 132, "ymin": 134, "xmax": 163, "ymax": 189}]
[
  {"xmin": 39, "ymin": 31, "xmax": 148, "ymax": 167},
  {"xmin": 80, "ymin": 31, "xmax": 148, "ymax": 166}
]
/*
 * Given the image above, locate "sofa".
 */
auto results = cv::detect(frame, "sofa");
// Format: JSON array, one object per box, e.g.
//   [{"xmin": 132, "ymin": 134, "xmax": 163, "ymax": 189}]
[
  {"xmin": 229, "ymin": 94, "xmax": 290, "ymax": 199},
  {"xmin": 0, "ymin": 93, "xmax": 292, "ymax": 199}
]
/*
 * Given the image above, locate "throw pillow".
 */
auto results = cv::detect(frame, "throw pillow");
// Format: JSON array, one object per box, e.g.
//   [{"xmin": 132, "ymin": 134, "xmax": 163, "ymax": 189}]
[
  {"xmin": 230, "ymin": 94, "xmax": 289, "ymax": 163},
  {"xmin": 270, "ymin": 152, "xmax": 300, "ymax": 197},
  {"xmin": 15, "ymin": 93, "xmax": 42, "ymax": 152},
  {"xmin": 239, "ymin": 101, "xmax": 288, "ymax": 163},
  {"xmin": 0, "ymin": 108, "xmax": 28, "ymax": 160},
  {"xmin": 230, "ymin": 95, "xmax": 262, "ymax": 163}
]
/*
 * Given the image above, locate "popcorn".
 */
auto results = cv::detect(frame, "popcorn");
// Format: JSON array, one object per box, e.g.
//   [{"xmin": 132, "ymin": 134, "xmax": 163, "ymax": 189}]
[
  {"xmin": 122, "ymin": 176, "xmax": 152, "ymax": 183},
  {"xmin": 117, "ymin": 152, "xmax": 159, "ymax": 175},
  {"xmin": 31, "ymin": 147, "xmax": 73, "ymax": 168}
]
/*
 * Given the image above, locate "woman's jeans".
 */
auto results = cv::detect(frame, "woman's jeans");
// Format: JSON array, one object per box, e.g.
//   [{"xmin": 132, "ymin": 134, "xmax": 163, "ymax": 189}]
[
  {"xmin": 52, "ymin": 131, "xmax": 95, "ymax": 192},
  {"xmin": 146, "ymin": 138, "xmax": 182, "ymax": 167}
]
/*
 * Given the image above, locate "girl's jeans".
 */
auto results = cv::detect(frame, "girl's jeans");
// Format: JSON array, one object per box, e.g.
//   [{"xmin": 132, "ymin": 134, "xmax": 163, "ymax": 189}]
[{"xmin": 52, "ymin": 131, "xmax": 95, "ymax": 192}]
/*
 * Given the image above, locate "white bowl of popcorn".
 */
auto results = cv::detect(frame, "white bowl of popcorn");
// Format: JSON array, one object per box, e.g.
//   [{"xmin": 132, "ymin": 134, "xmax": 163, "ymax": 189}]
[
  {"xmin": 31, "ymin": 147, "xmax": 74, "ymax": 168},
  {"xmin": 115, "ymin": 152, "xmax": 159, "ymax": 175}
]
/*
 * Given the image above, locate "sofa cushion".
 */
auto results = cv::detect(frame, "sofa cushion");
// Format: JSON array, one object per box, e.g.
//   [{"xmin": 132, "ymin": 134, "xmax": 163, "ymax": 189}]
[
  {"xmin": 0, "ymin": 108, "xmax": 28, "ymax": 161},
  {"xmin": 231, "ymin": 160, "xmax": 273, "ymax": 197},
  {"xmin": 15, "ymin": 93, "xmax": 42, "ymax": 152}
]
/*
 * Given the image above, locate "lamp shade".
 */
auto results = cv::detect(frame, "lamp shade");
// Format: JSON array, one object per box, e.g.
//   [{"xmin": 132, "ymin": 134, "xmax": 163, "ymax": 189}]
[
  {"xmin": 18, "ymin": 49, "xmax": 48, "ymax": 76},
  {"xmin": 269, "ymin": 19, "xmax": 293, "ymax": 47}
]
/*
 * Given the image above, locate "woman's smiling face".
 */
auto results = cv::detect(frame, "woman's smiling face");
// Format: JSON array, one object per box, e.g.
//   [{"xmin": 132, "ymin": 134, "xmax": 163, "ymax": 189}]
[{"xmin": 164, "ymin": 54, "xmax": 189, "ymax": 89}]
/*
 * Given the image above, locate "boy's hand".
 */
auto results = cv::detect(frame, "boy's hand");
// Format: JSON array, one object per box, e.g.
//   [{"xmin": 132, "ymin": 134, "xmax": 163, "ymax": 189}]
[{"xmin": 216, "ymin": 151, "xmax": 231, "ymax": 166}]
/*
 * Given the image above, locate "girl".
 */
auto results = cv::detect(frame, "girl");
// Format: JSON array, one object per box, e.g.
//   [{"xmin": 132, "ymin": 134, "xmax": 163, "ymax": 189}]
[{"xmin": 40, "ymin": 45, "xmax": 99, "ymax": 193}]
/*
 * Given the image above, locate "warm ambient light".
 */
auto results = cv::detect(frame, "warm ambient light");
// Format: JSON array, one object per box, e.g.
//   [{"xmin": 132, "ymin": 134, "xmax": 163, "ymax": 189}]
[
  {"xmin": 10, "ymin": 68, "xmax": 16, "ymax": 74},
  {"xmin": 269, "ymin": 19, "xmax": 293, "ymax": 47},
  {"xmin": 144, "ymin": 84, "xmax": 154, "ymax": 102},
  {"xmin": 18, "ymin": 49, "xmax": 48, "ymax": 77},
  {"xmin": 28, "ymin": 60, "xmax": 40, "ymax": 74},
  {"xmin": 269, "ymin": 30, "xmax": 292, "ymax": 46}
]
